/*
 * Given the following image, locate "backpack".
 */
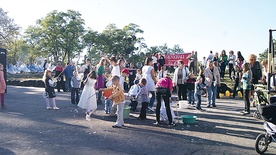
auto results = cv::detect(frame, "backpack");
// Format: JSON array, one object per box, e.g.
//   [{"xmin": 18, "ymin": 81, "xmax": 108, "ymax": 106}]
[{"xmin": 253, "ymin": 61, "xmax": 262, "ymax": 80}]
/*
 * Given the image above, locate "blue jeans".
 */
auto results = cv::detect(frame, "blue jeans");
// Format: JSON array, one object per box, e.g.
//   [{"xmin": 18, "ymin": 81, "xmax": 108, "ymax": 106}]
[
  {"xmin": 105, "ymin": 99, "xmax": 112, "ymax": 114},
  {"xmin": 195, "ymin": 94, "xmax": 201, "ymax": 109},
  {"xmin": 188, "ymin": 90, "xmax": 195, "ymax": 105},
  {"xmin": 148, "ymin": 91, "xmax": 155, "ymax": 108},
  {"xmin": 207, "ymin": 83, "xmax": 217, "ymax": 106}
]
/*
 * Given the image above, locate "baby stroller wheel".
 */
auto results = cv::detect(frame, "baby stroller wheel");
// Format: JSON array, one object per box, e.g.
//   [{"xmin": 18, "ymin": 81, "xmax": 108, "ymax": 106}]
[{"xmin": 255, "ymin": 134, "xmax": 268, "ymax": 154}]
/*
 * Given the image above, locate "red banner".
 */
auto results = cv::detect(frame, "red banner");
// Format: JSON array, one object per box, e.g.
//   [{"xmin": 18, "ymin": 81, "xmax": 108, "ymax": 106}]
[{"xmin": 165, "ymin": 53, "xmax": 191, "ymax": 66}]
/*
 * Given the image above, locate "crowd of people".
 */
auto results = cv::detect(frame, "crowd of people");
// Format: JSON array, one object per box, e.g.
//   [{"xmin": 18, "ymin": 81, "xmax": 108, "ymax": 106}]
[{"xmin": 40, "ymin": 50, "xmax": 268, "ymax": 128}]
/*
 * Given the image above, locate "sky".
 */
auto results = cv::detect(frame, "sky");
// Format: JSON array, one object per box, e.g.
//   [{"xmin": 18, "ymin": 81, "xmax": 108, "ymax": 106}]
[{"xmin": 1, "ymin": 0, "xmax": 276, "ymax": 61}]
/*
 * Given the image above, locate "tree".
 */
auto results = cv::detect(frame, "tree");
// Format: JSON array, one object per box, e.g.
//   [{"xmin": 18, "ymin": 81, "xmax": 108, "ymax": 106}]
[
  {"xmin": 27, "ymin": 10, "xmax": 85, "ymax": 63},
  {"xmin": 0, "ymin": 8, "xmax": 20, "ymax": 48},
  {"xmin": 259, "ymin": 40, "xmax": 276, "ymax": 62},
  {"xmin": 84, "ymin": 23, "xmax": 146, "ymax": 64},
  {"xmin": 259, "ymin": 49, "xmax": 268, "ymax": 62},
  {"xmin": 7, "ymin": 38, "xmax": 30, "ymax": 64},
  {"xmin": 171, "ymin": 44, "xmax": 184, "ymax": 54}
]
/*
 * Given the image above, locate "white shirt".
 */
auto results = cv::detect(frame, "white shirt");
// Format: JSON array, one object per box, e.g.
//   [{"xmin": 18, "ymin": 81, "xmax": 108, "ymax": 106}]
[
  {"xmin": 128, "ymin": 84, "xmax": 140, "ymax": 96},
  {"xmin": 120, "ymin": 75, "xmax": 125, "ymax": 91},
  {"xmin": 152, "ymin": 56, "xmax": 157, "ymax": 63},
  {"xmin": 158, "ymin": 70, "xmax": 167, "ymax": 79},
  {"xmin": 228, "ymin": 55, "xmax": 236, "ymax": 64},
  {"xmin": 111, "ymin": 65, "xmax": 120, "ymax": 77},
  {"xmin": 136, "ymin": 73, "xmax": 142, "ymax": 80}
]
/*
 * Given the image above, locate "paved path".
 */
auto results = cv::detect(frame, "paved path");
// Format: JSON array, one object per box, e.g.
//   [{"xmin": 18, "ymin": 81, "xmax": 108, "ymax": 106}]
[{"xmin": 0, "ymin": 86, "xmax": 276, "ymax": 155}]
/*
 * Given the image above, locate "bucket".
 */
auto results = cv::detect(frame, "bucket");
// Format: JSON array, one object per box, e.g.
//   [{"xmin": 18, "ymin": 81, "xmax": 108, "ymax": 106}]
[
  {"xmin": 123, "ymin": 106, "xmax": 131, "ymax": 119},
  {"xmin": 181, "ymin": 115, "xmax": 197, "ymax": 124},
  {"xmin": 225, "ymin": 90, "xmax": 230, "ymax": 97},
  {"xmin": 179, "ymin": 101, "xmax": 189, "ymax": 109},
  {"xmin": 238, "ymin": 91, "xmax": 243, "ymax": 98}
]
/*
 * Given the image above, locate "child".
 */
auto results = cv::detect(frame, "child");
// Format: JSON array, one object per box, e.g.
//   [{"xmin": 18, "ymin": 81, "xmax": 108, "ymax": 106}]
[
  {"xmin": 43, "ymin": 69, "xmax": 59, "ymax": 110},
  {"xmin": 128, "ymin": 80, "xmax": 140, "ymax": 111},
  {"xmin": 136, "ymin": 78, "xmax": 149, "ymax": 120},
  {"xmin": 232, "ymin": 65, "xmax": 242, "ymax": 98},
  {"xmin": 109, "ymin": 69, "xmax": 129, "ymax": 116},
  {"xmin": 0, "ymin": 63, "xmax": 6, "ymax": 109},
  {"xmin": 135, "ymin": 69, "xmax": 142, "ymax": 84},
  {"xmin": 195, "ymin": 76, "xmax": 206, "ymax": 110},
  {"xmin": 241, "ymin": 63, "xmax": 252, "ymax": 115},
  {"xmin": 77, "ymin": 71, "xmax": 97, "ymax": 121},
  {"xmin": 120, "ymin": 69, "xmax": 130, "ymax": 91},
  {"xmin": 71, "ymin": 70, "xmax": 81, "ymax": 104},
  {"xmin": 102, "ymin": 81, "xmax": 113, "ymax": 114},
  {"xmin": 157, "ymin": 66, "xmax": 167, "ymax": 79},
  {"xmin": 101, "ymin": 76, "xmax": 125, "ymax": 128},
  {"xmin": 186, "ymin": 73, "xmax": 196, "ymax": 106}
]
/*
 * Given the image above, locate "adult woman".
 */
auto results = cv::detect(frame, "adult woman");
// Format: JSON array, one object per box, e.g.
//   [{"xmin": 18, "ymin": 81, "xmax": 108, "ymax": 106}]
[
  {"xmin": 241, "ymin": 63, "xmax": 252, "ymax": 115},
  {"xmin": 236, "ymin": 51, "xmax": 244, "ymax": 68},
  {"xmin": 212, "ymin": 52, "xmax": 219, "ymax": 64},
  {"xmin": 204, "ymin": 60, "xmax": 220, "ymax": 108},
  {"xmin": 219, "ymin": 50, "xmax": 228, "ymax": 79},
  {"xmin": 261, "ymin": 60, "xmax": 268, "ymax": 85},
  {"xmin": 118, "ymin": 59, "xmax": 125, "ymax": 72},
  {"xmin": 102, "ymin": 55, "xmax": 120, "ymax": 77},
  {"xmin": 142, "ymin": 57, "xmax": 158, "ymax": 111},
  {"xmin": 151, "ymin": 53, "xmax": 158, "ymax": 73},
  {"xmin": 249, "ymin": 54, "xmax": 262, "ymax": 107},
  {"xmin": 155, "ymin": 74, "xmax": 175, "ymax": 126},
  {"xmin": 228, "ymin": 50, "xmax": 236, "ymax": 80},
  {"xmin": 0, "ymin": 63, "xmax": 6, "ymax": 109},
  {"xmin": 95, "ymin": 59, "xmax": 107, "ymax": 103},
  {"xmin": 173, "ymin": 60, "xmax": 189, "ymax": 100}
]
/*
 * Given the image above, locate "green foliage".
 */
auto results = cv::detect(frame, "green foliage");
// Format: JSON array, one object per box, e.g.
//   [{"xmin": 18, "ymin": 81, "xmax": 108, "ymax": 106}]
[
  {"xmin": 2, "ymin": 7, "xmax": 186, "ymax": 66},
  {"xmin": 259, "ymin": 40, "xmax": 276, "ymax": 62},
  {"xmin": 259, "ymin": 49, "xmax": 268, "ymax": 62},
  {"xmin": 24, "ymin": 10, "xmax": 85, "ymax": 64},
  {"xmin": 7, "ymin": 39, "xmax": 30, "ymax": 64},
  {"xmin": 84, "ymin": 23, "xmax": 145, "ymax": 64},
  {"xmin": 0, "ymin": 8, "xmax": 20, "ymax": 48}
]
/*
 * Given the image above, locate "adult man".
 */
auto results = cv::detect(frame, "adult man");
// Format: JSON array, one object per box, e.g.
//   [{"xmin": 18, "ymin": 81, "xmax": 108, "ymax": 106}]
[
  {"xmin": 128, "ymin": 63, "xmax": 136, "ymax": 89},
  {"xmin": 187, "ymin": 51, "xmax": 196, "ymax": 74},
  {"xmin": 64, "ymin": 62, "xmax": 74, "ymax": 92},
  {"xmin": 83, "ymin": 58, "xmax": 91, "ymax": 81},
  {"xmin": 43, "ymin": 60, "xmax": 48, "ymax": 71},
  {"xmin": 207, "ymin": 51, "xmax": 214, "ymax": 61},
  {"xmin": 158, "ymin": 53, "xmax": 165, "ymax": 70},
  {"xmin": 54, "ymin": 62, "xmax": 65, "ymax": 92}
]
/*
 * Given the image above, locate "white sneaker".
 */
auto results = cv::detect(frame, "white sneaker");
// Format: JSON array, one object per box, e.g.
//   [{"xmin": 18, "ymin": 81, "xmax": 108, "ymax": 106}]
[
  {"xmin": 53, "ymin": 107, "xmax": 60, "ymax": 110},
  {"xmin": 86, "ymin": 114, "xmax": 91, "ymax": 121},
  {"xmin": 47, "ymin": 107, "xmax": 52, "ymax": 110}
]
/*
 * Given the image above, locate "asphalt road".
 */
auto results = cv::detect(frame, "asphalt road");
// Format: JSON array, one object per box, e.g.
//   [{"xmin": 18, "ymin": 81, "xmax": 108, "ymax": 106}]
[{"xmin": 0, "ymin": 86, "xmax": 276, "ymax": 155}]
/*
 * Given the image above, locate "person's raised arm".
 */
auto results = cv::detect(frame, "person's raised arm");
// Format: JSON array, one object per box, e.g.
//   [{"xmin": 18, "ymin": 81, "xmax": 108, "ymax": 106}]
[{"xmin": 101, "ymin": 55, "xmax": 110, "ymax": 64}]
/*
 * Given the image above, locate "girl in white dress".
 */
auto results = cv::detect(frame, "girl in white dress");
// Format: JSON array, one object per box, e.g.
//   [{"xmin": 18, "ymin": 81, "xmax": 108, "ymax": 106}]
[
  {"xmin": 78, "ymin": 71, "xmax": 97, "ymax": 121},
  {"xmin": 142, "ymin": 57, "xmax": 158, "ymax": 111}
]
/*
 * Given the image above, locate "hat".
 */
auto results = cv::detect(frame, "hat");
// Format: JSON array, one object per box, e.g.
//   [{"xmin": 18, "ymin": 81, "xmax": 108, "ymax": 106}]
[{"xmin": 121, "ymin": 69, "xmax": 130, "ymax": 75}]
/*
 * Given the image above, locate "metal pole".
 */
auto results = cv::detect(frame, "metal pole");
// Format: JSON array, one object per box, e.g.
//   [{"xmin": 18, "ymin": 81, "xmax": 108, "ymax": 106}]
[{"xmin": 268, "ymin": 29, "xmax": 272, "ymax": 93}]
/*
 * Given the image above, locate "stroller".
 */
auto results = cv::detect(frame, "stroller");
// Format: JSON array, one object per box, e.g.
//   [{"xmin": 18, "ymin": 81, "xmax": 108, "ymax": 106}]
[{"xmin": 254, "ymin": 89, "xmax": 276, "ymax": 154}]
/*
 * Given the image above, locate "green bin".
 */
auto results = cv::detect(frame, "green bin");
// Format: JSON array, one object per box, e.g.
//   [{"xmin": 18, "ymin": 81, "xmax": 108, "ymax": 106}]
[{"xmin": 123, "ymin": 106, "xmax": 131, "ymax": 119}]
